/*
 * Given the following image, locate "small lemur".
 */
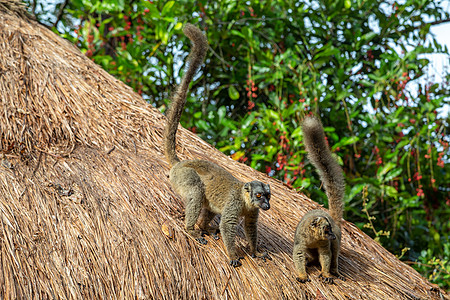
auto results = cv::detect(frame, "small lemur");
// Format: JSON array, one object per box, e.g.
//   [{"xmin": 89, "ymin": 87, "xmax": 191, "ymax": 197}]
[
  {"xmin": 163, "ymin": 23, "xmax": 271, "ymax": 268},
  {"xmin": 293, "ymin": 116, "xmax": 346, "ymax": 284}
]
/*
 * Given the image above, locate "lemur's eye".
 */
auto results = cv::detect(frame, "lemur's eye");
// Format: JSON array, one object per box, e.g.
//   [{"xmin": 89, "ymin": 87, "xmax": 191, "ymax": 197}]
[
  {"xmin": 256, "ymin": 193, "xmax": 262, "ymax": 198},
  {"xmin": 267, "ymin": 194, "xmax": 271, "ymax": 200}
]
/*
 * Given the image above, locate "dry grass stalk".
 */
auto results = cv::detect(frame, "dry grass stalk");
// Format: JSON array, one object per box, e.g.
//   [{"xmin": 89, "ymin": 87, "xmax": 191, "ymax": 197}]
[{"xmin": 0, "ymin": 1, "xmax": 448, "ymax": 299}]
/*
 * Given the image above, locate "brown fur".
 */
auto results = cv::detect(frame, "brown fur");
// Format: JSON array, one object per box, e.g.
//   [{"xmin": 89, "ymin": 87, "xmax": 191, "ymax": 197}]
[
  {"xmin": 293, "ymin": 116, "xmax": 346, "ymax": 283},
  {"xmin": 164, "ymin": 24, "xmax": 208, "ymax": 167},
  {"xmin": 163, "ymin": 24, "xmax": 271, "ymax": 268}
]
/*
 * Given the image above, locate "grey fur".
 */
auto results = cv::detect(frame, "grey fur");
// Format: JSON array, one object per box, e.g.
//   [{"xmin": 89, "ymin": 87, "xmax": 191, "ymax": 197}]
[
  {"xmin": 163, "ymin": 24, "xmax": 271, "ymax": 268},
  {"xmin": 293, "ymin": 116, "xmax": 346, "ymax": 283}
]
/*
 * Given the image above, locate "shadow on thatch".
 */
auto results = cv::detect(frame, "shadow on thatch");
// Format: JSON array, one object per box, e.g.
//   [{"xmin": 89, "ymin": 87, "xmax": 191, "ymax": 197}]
[{"xmin": 0, "ymin": 2, "xmax": 447, "ymax": 299}]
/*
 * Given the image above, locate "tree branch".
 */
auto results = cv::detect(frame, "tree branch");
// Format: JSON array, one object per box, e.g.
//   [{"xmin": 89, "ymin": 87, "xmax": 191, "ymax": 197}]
[
  {"xmin": 428, "ymin": 17, "xmax": 450, "ymax": 27},
  {"xmin": 52, "ymin": 0, "xmax": 69, "ymax": 29},
  {"xmin": 398, "ymin": 17, "xmax": 450, "ymax": 35}
]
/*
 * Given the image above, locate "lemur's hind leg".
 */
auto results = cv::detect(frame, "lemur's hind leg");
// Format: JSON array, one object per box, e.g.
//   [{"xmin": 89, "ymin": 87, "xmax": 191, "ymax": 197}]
[
  {"xmin": 198, "ymin": 208, "xmax": 219, "ymax": 239},
  {"xmin": 170, "ymin": 166, "xmax": 207, "ymax": 244}
]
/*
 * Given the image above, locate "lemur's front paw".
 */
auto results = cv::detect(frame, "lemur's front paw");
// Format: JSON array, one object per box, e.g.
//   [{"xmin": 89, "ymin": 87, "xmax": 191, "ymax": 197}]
[
  {"xmin": 195, "ymin": 237, "xmax": 208, "ymax": 245},
  {"xmin": 229, "ymin": 257, "xmax": 244, "ymax": 268},
  {"xmin": 200, "ymin": 229, "xmax": 220, "ymax": 240},
  {"xmin": 296, "ymin": 276, "xmax": 310, "ymax": 283},
  {"xmin": 333, "ymin": 272, "xmax": 346, "ymax": 281},
  {"xmin": 251, "ymin": 251, "xmax": 272, "ymax": 262},
  {"xmin": 211, "ymin": 232, "xmax": 220, "ymax": 240}
]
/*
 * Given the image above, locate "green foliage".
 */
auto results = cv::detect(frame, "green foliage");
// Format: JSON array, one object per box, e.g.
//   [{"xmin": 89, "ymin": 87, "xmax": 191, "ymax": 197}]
[
  {"xmin": 25, "ymin": 0, "xmax": 450, "ymax": 290},
  {"xmin": 414, "ymin": 246, "xmax": 450, "ymax": 289}
]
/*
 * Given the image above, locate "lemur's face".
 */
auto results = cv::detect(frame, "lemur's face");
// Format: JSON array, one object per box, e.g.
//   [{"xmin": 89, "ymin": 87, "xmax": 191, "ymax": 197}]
[
  {"xmin": 245, "ymin": 181, "xmax": 271, "ymax": 210},
  {"xmin": 311, "ymin": 217, "xmax": 336, "ymax": 241}
]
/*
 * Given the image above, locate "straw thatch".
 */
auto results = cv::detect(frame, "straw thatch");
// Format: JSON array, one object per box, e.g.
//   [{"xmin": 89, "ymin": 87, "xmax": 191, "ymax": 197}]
[{"xmin": 0, "ymin": 2, "xmax": 447, "ymax": 299}]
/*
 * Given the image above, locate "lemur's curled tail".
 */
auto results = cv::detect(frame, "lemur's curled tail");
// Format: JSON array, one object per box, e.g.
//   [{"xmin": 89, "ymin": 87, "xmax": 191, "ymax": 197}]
[
  {"xmin": 164, "ymin": 24, "xmax": 208, "ymax": 167},
  {"xmin": 302, "ymin": 116, "xmax": 345, "ymax": 226}
]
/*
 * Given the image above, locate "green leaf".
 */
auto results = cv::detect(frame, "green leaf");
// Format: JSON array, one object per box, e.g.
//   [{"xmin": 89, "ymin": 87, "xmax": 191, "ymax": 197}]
[
  {"xmin": 382, "ymin": 135, "xmax": 394, "ymax": 142},
  {"xmin": 94, "ymin": 0, "xmax": 125, "ymax": 12},
  {"xmin": 241, "ymin": 27, "xmax": 253, "ymax": 40},
  {"xmin": 360, "ymin": 80, "xmax": 374, "ymax": 87},
  {"xmin": 300, "ymin": 177, "xmax": 311, "ymax": 189},
  {"xmin": 394, "ymin": 106, "xmax": 405, "ymax": 118},
  {"xmin": 314, "ymin": 44, "xmax": 339, "ymax": 59},
  {"xmin": 377, "ymin": 162, "xmax": 396, "ymax": 179},
  {"xmin": 395, "ymin": 139, "xmax": 409, "ymax": 150},
  {"xmin": 230, "ymin": 30, "xmax": 245, "ymax": 39},
  {"xmin": 265, "ymin": 109, "xmax": 280, "ymax": 120},
  {"xmin": 384, "ymin": 168, "xmax": 403, "ymax": 182},
  {"xmin": 265, "ymin": 145, "xmax": 277, "ymax": 159},
  {"xmin": 217, "ymin": 106, "xmax": 226, "ymax": 123},
  {"xmin": 174, "ymin": 22, "xmax": 183, "ymax": 30},
  {"xmin": 330, "ymin": 132, "xmax": 339, "ymax": 142},
  {"xmin": 331, "ymin": 136, "xmax": 359, "ymax": 150},
  {"xmin": 161, "ymin": 1, "xmax": 175, "ymax": 16},
  {"xmin": 228, "ymin": 86, "xmax": 240, "ymax": 100},
  {"xmin": 142, "ymin": 3, "xmax": 160, "ymax": 17},
  {"xmin": 336, "ymin": 90, "xmax": 350, "ymax": 100},
  {"xmin": 221, "ymin": 119, "xmax": 237, "ymax": 131},
  {"xmin": 384, "ymin": 186, "xmax": 398, "ymax": 197},
  {"xmin": 344, "ymin": 0, "xmax": 351, "ymax": 9},
  {"xmin": 368, "ymin": 73, "xmax": 385, "ymax": 82},
  {"xmin": 348, "ymin": 183, "xmax": 366, "ymax": 201},
  {"xmin": 361, "ymin": 32, "xmax": 377, "ymax": 43},
  {"xmin": 242, "ymin": 113, "xmax": 256, "ymax": 129},
  {"xmin": 433, "ymin": 231, "xmax": 440, "ymax": 243},
  {"xmin": 291, "ymin": 126, "xmax": 302, "ymax": 138},
  {"xmin": 195, "ymin": 120, "xmax": 208, "ymax": 131}
]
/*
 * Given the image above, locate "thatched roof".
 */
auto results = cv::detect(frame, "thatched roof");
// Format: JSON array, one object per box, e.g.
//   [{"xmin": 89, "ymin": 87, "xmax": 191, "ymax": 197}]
[{"xmin": 0, "ymin": 2, "xmax": 447, "ymax": 299}]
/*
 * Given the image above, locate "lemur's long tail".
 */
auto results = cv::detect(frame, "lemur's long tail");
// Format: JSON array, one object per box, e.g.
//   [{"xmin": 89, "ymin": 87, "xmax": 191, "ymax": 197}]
[
  {"xmin": 163, "ymin": 24, "xmax": 208, "ymax": 167},
  {"xmin": 302, "ymin": 116, "xmax": 346, "ymax": 226}
]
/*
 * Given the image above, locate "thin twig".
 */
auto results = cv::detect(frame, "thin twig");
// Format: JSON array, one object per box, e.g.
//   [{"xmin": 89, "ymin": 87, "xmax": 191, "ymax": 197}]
[{"xmin": 208, "ymin": 45, "xmax": 232, "ymax": 67}]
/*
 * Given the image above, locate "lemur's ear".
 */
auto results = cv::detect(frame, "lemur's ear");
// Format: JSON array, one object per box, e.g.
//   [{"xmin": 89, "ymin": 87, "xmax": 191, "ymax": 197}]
[{"xmin": 244, "ymin": 182, "xmax": 251, "ymax": 192}]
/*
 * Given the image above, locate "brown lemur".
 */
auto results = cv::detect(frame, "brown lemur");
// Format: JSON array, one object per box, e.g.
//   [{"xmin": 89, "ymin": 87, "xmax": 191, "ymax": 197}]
[
  {"xmin": 163, "ymin": 23, "xmax": 271, "ymax": 268},
  {"xmin": 293, "ymin": 116, "xmax": 346, "ymax": 284}
]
